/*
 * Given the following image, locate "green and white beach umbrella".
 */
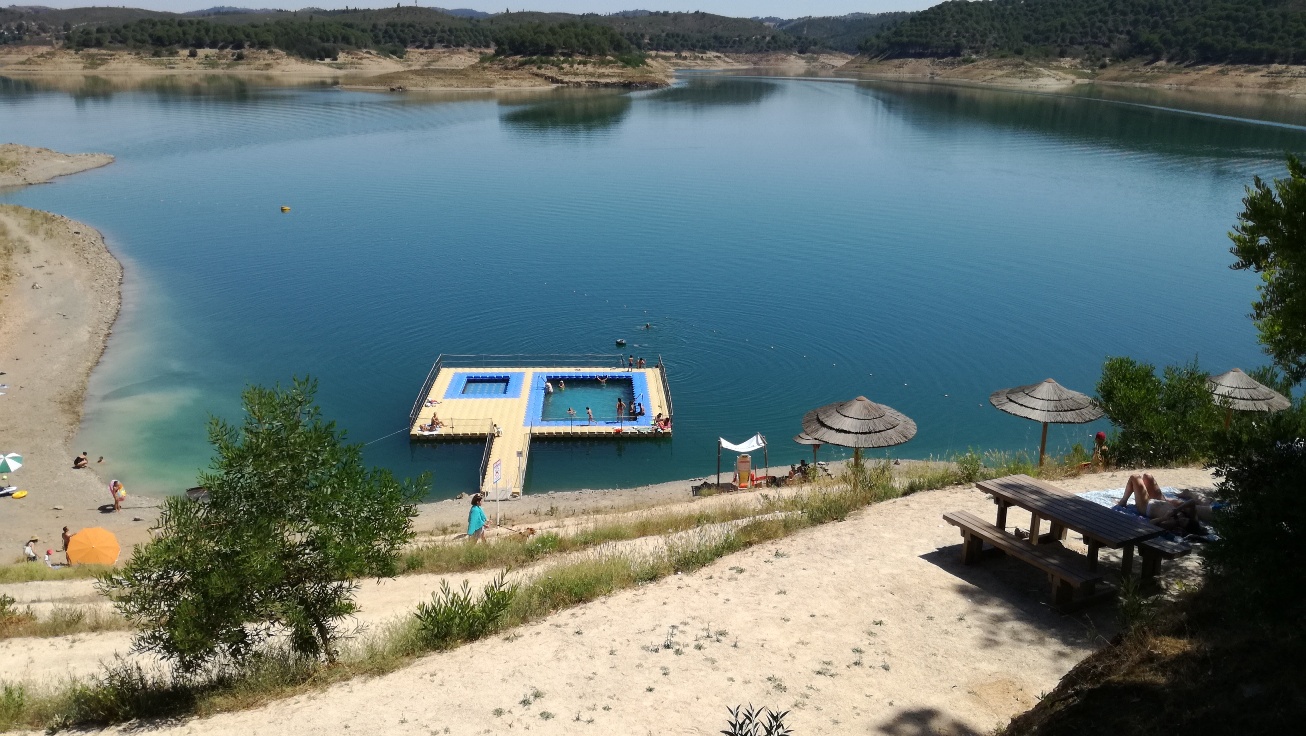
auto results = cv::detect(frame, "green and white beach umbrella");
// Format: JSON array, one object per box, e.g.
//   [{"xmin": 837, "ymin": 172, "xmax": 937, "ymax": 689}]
[{"xmin": 0, "ymin": 453, "xmax": 22, "ymax": 473}]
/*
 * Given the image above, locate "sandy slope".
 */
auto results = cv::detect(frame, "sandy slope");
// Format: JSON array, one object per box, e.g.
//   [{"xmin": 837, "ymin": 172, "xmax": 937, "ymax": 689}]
[
  {"xmin": 0, "ymin": 146, "xmax": 149, "ymax": 558},
  {"xmin": 0, "ymin": 145, "xmax": 113, "ymax": 189},
  {"xmin": 840, "ymin": 56, "xmax": 1306, "ymax": 96},
  {"xmin": 1, "ymin": 468, "xmax": 1211, "ymax": 733}
]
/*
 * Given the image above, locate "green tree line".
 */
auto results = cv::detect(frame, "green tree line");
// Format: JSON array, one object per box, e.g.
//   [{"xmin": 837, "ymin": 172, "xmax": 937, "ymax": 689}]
[{"xmin": 861, "ymin": 0, "xmax": 1306, "ymax": 64}]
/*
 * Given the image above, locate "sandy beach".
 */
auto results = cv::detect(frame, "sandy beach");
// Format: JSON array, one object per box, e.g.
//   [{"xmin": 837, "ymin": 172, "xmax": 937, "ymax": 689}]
[{"xmin": 0, "ymin": 145, "xmax": 145, "ymax": 557}]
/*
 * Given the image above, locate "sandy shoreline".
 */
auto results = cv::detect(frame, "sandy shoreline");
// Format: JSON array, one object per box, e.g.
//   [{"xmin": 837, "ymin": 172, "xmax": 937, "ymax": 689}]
[{"xmin": 0, "ymin": 144, "xmax": 137, "ymax": 557}]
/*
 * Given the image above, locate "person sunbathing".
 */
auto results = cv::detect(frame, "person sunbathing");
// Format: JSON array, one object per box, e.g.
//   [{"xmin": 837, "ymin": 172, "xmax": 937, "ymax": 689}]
[
  {"xmin": 419, "ymin": 415, "xmax": 444, "ymax": 432},
  {"xmin": 1116, "ymin": 473, "xmax": 1209, "ymax": 534}
]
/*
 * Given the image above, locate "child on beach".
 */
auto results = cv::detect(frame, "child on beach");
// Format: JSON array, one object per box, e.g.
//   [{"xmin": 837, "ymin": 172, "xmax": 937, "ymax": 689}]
[
  {"xmin": 467, "ymin": 494, "xmax": 487, "ymax": 544},
  {"xmin": 108, "ymin": 480, "xmax": 125, "ymax": 512}
]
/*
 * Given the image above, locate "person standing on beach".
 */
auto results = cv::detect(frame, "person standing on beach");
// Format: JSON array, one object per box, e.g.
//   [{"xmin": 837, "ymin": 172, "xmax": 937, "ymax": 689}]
[
  {"xmin": 61, "ymin": 526, "xmax": 72, "ymax": 564},
  {"xmin": 108, "ymin": 479, "xmax": 125, "ymax": 512},
  {"xmin": 467, "ymin": 494, "xmax": 488, "ymax": 544}
]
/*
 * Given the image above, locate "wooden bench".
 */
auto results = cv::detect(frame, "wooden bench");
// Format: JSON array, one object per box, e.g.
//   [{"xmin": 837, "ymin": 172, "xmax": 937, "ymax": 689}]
[
  {"xmin": 1139, "ymin": 537, "xmax": 1192, "ymax": 579},
  {"xmin": 943, "ymin": 510, "xmax": 1105, "ymax": 610}
]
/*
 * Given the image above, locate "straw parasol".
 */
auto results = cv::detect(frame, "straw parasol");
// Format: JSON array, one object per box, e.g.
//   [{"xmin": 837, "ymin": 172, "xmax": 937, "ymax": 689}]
[
  {"xmin": 1208, "ymin": 367, "xmax": 1291, "ymax": 428},
  {"xmin": 793, "ymin": 432, "xmax": 822, "ymax": 465},
  {"xmin": 800, "ymin": 396, "xmax": 917, "ymax": 462},
  {"xmin": 65, "ymin": 528, "xmax": 120, "ymax": 566},
  {"xmin": 989, "ymin": 378, "xmax": 1104, "ymax": 466}
]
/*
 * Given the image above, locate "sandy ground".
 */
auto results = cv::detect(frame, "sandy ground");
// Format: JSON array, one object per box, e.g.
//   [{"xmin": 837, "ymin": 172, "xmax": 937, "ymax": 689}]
[
  {"xmin": 0, "ymin": 145, "xmax": 112, "ymax": 189},
  {"xmin": 839, "ymin": 56, "xmax": 1306, "ymax": 96},
  {"xmin": 0, "ymin": 467, "xmax": 1212, "ymax": 735},
  {"xmin": 0, "ymin": 146, "xmax": 148, "ymax": 557}
]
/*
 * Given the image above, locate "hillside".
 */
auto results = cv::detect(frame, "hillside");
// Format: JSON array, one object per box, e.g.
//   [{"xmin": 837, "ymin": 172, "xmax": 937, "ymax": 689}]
[
  {"xmin": 778, "ymin": 13, "xmax": 911, "ymax": 53},
  {"xmin": 860, "ymin": 0, "xmax": 1306, "ymax": 64},
  {"xmin": 0, "ymin": 6, "xmax": 884, "ymax": 58}
]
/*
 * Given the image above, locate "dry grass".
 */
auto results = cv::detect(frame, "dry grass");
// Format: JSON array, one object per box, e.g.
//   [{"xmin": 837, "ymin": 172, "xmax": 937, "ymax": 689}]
[
  {"xmin": 0, "ymin": 563, "xmax": 111, "ymax": 585},
  {"xmin": 0, "ymin": 603, "xmax": 128, "ymax": 641}
]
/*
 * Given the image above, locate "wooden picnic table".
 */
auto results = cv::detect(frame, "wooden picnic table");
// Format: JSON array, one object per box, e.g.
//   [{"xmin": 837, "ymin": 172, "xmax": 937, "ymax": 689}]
[{"xmin": 974, "ymin": 474, "xmax": 1162, "ymax": 575}]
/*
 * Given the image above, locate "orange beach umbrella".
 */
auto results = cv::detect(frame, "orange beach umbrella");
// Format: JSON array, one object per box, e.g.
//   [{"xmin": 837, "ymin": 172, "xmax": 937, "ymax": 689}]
[{"xmin": 66, "ymin": 527, "xmax": 120, "ymax": 566}]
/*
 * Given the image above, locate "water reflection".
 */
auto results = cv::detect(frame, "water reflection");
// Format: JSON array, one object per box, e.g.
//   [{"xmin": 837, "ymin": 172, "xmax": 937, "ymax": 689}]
[
  {"xmin": 649, "ymin": 76, "xmax": 778, "ymax": 107},
  {"xmin": 0, "ymin": 73, "xmax": 338, "ymax": 100},
  {"xmin": 499, "ymin": 89, "xmax": 633, "ymax": 133},
  {"xmin": 855, "ymin": 79, "xmax": 1306, "ymax": 158}
]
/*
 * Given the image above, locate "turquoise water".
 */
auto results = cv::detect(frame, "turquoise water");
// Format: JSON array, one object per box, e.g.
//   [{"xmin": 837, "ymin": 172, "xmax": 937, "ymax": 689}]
[
  {"xmin": 540, "ymin": 378, "xmax": 636, "ymax": 422},
  {"xmin": 1, "ymin": 74, "xmax": 1299, "ymax": 497}
]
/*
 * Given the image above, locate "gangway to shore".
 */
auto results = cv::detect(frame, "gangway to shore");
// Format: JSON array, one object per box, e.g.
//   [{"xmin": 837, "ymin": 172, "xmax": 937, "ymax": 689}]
[{"xmin": 409, "ymin": 355, "xmax": 673, "ymax": 498}]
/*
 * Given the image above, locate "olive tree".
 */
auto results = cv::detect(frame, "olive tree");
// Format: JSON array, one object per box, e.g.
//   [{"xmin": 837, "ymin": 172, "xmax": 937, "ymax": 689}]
[
  {"xmin": 101, "ymin": 378, "xmax": 424, "ymax": 671},
  {"xmin": 1230, "ymin": 154, "xmax": 1306, "ymax": 384}
]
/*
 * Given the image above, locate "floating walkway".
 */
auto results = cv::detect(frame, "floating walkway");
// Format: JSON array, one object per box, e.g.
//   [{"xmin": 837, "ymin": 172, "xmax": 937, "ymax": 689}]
[{"xmin": 409, "ymin": 355, "xmax": 673, "ymax": 499}]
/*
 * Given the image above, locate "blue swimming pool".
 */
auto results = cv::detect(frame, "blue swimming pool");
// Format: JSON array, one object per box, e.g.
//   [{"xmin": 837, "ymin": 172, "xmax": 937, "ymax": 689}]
[{"xmin": 540, "ymin": 377, "xmax": 635, "ymax": 423}]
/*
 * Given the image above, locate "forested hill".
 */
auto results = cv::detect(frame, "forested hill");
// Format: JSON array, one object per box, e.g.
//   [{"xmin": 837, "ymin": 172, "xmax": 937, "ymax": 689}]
[
  {"xmin": 860, "ymin": 0, "xmax": 1306, "ymax": 64},
  {"xmin": 3, "ymin": 7, "xmax": 804, "ymax": 57},
  {"xmin": 0, "ymin": 6, "xmax": 913, "ymax": 57}
]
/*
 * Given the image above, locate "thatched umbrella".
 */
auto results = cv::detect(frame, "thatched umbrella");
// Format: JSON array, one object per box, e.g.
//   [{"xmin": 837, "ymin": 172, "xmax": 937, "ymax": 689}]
[
  {"xmin": 800, "ymin": 396, "xmax": 917, "ymax": 462},
  {"xmin": 793, "ymin": 432, "xmax": 822, "ymax": 465},
  {"xmin": 1208, "ymin": 368, "xmax": 1291, "ymax": 428},
  {"xmin": 989, "ymin": 378, "xmax": 1104, "ymax": 466}
]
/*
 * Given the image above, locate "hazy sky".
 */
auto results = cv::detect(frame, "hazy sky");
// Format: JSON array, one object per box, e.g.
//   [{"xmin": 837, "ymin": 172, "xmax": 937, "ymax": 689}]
[{"xmin": 32, "ymin": 2, "xmax": 932, "ymax": 18}]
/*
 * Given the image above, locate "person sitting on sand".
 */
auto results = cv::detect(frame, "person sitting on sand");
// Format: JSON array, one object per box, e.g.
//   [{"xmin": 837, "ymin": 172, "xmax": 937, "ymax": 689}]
[
  {"xmin": 467, "ymin": 494, "xmax": 488, "ymax": 544},
  {"xmin": 24, "ymin": 539, "xmax": 37, "ymax": 563},
  {"xmin": 72, "ymin": 451, "xmax": 89, "ymax": 470}
]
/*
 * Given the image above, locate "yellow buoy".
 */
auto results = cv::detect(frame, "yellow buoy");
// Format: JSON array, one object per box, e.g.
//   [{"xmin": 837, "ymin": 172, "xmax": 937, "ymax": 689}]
[{"xmin": 280, "ymin": 206, "xmax": 291, "ymax": 213}]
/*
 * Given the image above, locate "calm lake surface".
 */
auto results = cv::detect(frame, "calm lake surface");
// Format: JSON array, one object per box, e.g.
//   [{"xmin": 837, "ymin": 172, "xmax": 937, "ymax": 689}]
[{"xmin": 2, "ymin": 74, "xmax": 1300, "ymax": 497}]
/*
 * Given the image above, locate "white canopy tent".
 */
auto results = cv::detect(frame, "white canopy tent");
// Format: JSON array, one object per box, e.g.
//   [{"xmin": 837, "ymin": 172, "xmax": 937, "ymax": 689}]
[{"xmin": 717, "ymin": 433, "xmax": 767, "ymax": 486}]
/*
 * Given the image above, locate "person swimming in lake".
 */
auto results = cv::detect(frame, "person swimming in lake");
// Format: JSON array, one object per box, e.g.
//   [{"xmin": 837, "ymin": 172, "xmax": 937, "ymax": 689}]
[
  {"xmin": 558, "ymin": 379, "xmax": 565, "ymax": 391},
  {"xmin": 544, "ymin": 381, "xmax": 553, "ymax": 395},
  {"xmin": 597, "ymin": 376, "xmax": 607, "ymax": 386}
]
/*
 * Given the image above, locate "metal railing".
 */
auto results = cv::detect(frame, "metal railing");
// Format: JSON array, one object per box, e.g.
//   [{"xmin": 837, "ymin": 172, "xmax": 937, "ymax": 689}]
[
  {"xmin": 478, "ymin": 427, "xmax": 495, "ymax": 491},
  {"xmin": 656, "ymin": 355, "xmax": 673, "ymax": 423},
  {"xmin": 435, "ymin": 354, "xmax": 628, "ymax": 369}
]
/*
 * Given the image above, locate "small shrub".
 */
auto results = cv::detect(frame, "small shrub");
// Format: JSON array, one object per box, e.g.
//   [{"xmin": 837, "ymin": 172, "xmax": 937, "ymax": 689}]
[
  {"xmin": 956, "ymin": 450, "xmax": 984, "ymax": 483},
  {"xmin": 721, "ymin": 704, "xmax": 793, "ymax": 736},
  {"xmin": 415, "ymin": 573, "xmax": 516, "ymax": 649}
]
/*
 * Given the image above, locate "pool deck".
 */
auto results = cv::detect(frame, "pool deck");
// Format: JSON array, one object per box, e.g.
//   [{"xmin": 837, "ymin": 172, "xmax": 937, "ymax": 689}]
[{"xmin": 410, "ymin": 364, "xmax": 672, "ymax": 499}]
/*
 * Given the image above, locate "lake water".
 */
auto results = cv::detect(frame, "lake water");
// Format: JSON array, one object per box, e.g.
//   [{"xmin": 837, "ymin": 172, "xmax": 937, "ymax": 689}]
[{"xmin": 1, "ymin": 73, "xmax": 1300, "ymax": 498}]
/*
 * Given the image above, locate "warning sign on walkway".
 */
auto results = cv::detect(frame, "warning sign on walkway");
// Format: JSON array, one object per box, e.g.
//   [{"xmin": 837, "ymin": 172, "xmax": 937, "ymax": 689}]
[{"xmin": 492, "ymin": 459, "xmax": 502, "ymax": 485}]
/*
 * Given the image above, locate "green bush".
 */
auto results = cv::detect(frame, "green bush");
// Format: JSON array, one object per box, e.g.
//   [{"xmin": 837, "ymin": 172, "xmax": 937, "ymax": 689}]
[
  {"xmin": 1096, "ymin": 357, "xmax": 1222, "ymax": 466},
  {"xmin": 1206, "ymin": 403, "xmax": 1306, "ymax": 620},
  {"xmin": 956, "ymin": 450, "xmax": 984, "ymax": 483},
  {"xmin": 415, "ymin": 574, "xmax": 516, "ymax": 650}
]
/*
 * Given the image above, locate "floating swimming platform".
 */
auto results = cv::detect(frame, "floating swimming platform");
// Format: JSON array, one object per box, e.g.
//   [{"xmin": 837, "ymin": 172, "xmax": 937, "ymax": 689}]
[{"xmin": 408, "ymin": 354, "xmax": 673, "ymax": 499}]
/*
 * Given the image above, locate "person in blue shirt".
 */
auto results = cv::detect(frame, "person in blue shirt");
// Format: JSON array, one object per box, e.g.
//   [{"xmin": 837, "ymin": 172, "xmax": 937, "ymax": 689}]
[{"xmin": 467, "ymin": 494, "xmax": 488, "ymax": 544}]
